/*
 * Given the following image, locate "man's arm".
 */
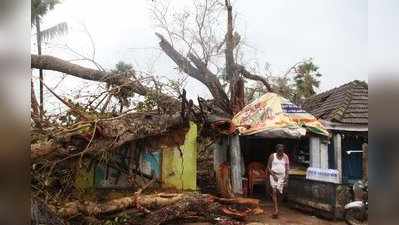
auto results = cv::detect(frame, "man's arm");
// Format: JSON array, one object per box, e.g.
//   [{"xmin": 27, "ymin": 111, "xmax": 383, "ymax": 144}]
[
  {"xmin": 284, "ymin": 154, "xmax": 290, "ymax": 181},
  {"xmin": 267, "ymin": 154, "xmax": 273, "ymax": 174}
]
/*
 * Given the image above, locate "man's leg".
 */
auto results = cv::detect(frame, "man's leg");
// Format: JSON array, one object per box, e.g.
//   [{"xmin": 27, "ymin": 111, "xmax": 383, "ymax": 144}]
[{"xmin": 272, "ymin": 188, "xmax": 279, "ymax": 217}]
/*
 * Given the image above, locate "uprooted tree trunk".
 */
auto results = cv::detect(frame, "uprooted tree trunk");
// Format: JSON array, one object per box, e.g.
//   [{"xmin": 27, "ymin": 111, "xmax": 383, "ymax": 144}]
[
  {"xmin": 155, "ymin": 0, "xmax": 273, "ymax": 117},
  {"xmin": 224, "ymin": 0, "xmax": 244, "ymax": 114},
  {"xmin": 140, "ymin": 194, "xmax": 215, "ymax": 225},
  {"xmin": 57, "ymin": 192, "xmax": 262, "ymax": 225},
  {"xmin": 155, "ymin": 33, "xmax": 231, "ymax": 115}
]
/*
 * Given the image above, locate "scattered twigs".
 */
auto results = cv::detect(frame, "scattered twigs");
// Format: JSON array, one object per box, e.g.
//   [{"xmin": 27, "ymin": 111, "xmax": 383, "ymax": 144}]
[{"xmin": 42, "ymin": 80, "xmax": 90, "ymax": 121}]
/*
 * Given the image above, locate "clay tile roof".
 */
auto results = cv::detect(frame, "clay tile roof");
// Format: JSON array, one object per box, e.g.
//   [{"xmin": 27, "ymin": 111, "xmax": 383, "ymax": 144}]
[{"xmin": 303, "ymin": 80, "xmax": 368, "ymax": 125}]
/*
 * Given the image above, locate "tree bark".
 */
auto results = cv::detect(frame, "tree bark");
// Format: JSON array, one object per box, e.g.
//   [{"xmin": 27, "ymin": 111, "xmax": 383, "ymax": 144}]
[
  {"xmin": 225, "ymin": 0, "xmax": 236, "ymax": 83},
  {"xmin": 35, "ymin": 16, "xmax": 44, "ymax": 120},
  {"xmin": 31, "ymin": 141, "xmax": 62, "ymax": 160},
  {"xmin": 58, "ymin": 193, "xmax": 185, "ymax": 218},
  {"xmin": 57, "ymin": 193, "xmax": 261, "ymax": 224},
  {"xmin": 224, "ymin": 1, "xmax": 245, "ymax": 114},
  {"xmin": 31, "ymin": 79, "xmax": 42, "ymax": 128},
  {"xmin": 31, "ymin": 111, "xmax": 188, "ymax": 161},
  {"xmin": 97, "ymin": 111, "xmax": 187, "ymax": 148}
]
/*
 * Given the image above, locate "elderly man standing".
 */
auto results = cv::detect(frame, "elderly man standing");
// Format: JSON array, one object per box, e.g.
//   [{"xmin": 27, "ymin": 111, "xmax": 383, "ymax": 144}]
[{"xmin": 267, "ymin": 144, "xmax": 290, "ymax": 218}]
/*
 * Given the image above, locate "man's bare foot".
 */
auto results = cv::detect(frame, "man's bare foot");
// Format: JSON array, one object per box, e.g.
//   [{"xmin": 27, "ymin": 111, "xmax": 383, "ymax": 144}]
[{"xmin": 272, "ymin": 211, "xmax": 279, "ymax": 219}]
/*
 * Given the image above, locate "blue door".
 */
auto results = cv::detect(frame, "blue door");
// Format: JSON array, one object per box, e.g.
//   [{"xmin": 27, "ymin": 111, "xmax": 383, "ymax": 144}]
[{"xmin": 342, "ymin": 135, "xmax": 365, "ymax": 183}]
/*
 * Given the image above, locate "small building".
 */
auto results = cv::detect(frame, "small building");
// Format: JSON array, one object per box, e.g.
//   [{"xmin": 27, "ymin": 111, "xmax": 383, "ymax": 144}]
[
  {"xmin": 212, "ymin": 92, "xmax": 329, "ymax": 200},
  {"xmin": 303, "ymin": 80, "xmax": 368, "ymax": 183},
  {"xmin": 284, "ymin": 80, "xmax": 368, "ymax": 218},
  {"xmin": 74, "ymin": 112, "xmax": 199, "ymax": 193},
  {"xmin": 211, "ymin": 81, "xmax": 368, "ymax": 219}
]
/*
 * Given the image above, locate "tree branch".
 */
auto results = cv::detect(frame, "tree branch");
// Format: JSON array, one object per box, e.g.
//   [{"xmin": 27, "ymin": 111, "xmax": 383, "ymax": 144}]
[
  {"xmin": 31, "ymin": 54, "xmax": 179, "ymax": 109},
  {"xmin": 156, "ymin": 33, "xmax": 231, "ymax": 114},
  {"xmin": 155, "ymin": 33, "xmax": 202, "ymax": 81},
  {"xmin": 236, "ymin": 64, "xmax": 272, "ymax": 92}
]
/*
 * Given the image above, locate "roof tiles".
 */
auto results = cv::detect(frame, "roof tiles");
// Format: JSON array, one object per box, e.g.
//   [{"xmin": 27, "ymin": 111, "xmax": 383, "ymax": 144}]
[{"xmin": 303, "ymin": 80, "xmax": 368, "ymax": 125}]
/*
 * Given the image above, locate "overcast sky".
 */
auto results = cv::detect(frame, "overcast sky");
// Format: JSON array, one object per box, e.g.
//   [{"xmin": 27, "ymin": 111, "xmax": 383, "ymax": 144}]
[{"xmin": 35, "ymin": 0, "xmax": 368, "ymax": 103}]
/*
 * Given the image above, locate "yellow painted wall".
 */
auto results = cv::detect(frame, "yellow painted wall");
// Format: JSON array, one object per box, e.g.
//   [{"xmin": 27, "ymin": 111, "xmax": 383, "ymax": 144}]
[{"xmin": 162, "ymin": 122, "xmax": 197, "ymax": 191}]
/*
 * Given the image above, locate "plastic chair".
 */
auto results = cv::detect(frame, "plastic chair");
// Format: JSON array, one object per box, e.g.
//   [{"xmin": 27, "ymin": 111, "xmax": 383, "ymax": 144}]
[{"xmin": 247, "ymin": 161, "xmax": 268, "ymax": 195}]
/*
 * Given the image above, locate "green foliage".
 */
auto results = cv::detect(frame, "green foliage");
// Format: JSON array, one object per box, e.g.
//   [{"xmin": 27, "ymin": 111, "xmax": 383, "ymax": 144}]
[
  {"xmin": 293, "ymin": 59, "xmax": 322, "ymax": 104},
  {"xmin": 135, "ymin": 92, "xmax": 159, "ymax": 112},
  {"xmin": 111, "ymin": 61, "xmax": 134, "ymax": 74},
  {"xmin": 272, "ymin": 76, "xmax": 295, "ymax": 100},
  {"xmin": 39, "ymin": 22, "xmax": 68, "ymax": 41},
  {"xmin": 31, "ymin": 0, "xmax": 62, "ymax": 25},
  {"xmin": 244, "ymin": 59, "xmax": 322, "ymax": 106},
  {"xmin": 32, "ymin": 0, "xmax": 68, "ymax": 43},
  {"xmin": 103, "ymin": 214, "xmax": 129, "ymax": 225}
]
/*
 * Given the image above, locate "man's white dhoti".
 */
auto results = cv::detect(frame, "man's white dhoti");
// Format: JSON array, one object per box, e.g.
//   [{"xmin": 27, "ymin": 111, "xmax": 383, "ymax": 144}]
[{"xmin": 270, "ymin": 173, "xmax": 285, "ymax": 194}]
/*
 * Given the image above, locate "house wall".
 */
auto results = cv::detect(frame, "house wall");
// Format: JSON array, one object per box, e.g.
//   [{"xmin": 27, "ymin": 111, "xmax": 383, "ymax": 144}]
[
  {"xmin": 93, "ymin": 145, "xmax": 137, "ymax": 189},
  {"xmin": 287, "ymin": 175, "xmax": 352, "ymax": 219},
  {"xmin": 80, "ymin": 122, "xmax": 198, "ymax": 191},
  {"xmin": 161, "ymin": 121, "xmax": 198, "ymax": 191}
]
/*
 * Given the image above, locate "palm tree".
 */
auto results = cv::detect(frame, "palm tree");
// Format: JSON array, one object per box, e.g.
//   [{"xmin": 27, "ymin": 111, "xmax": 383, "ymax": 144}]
[{"xmin": 32, "ymin": 0, "xmax": 68, "ymax": 119}]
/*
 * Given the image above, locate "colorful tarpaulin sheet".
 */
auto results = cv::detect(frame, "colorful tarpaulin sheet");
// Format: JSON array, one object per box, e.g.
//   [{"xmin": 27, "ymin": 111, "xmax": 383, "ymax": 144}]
[{"xmin": 232, "ymin": 93, "xmax": 329, "ymax": 138}]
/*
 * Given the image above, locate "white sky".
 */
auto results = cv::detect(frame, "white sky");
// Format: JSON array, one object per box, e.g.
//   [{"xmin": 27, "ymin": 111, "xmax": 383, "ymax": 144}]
[{"xmin": 34, "ymin": 0, "xmax": 368, "ymax": 105}]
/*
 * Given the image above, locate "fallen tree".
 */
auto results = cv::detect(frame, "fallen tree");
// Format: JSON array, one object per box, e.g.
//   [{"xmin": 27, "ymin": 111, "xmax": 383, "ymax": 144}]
[
  {"xmin": 56, "ymin": 192, "xmax": 262, "ymax": 225},
  {"xmin": 31, "ymin": 54, "xmax": 180, "ymax": 111},
  {"xmin": 31, "ymin": 110, "xmax": 189, "ymax": 161}
]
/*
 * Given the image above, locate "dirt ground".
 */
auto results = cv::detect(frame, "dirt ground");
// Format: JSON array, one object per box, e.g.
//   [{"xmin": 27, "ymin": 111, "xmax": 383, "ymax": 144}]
[
  {"xmin": 182, "ymin": 201, "xmax": 345, "ymax": 225},
  {"xmin": 244, "ymin": 201, "xmax": 346, "ymax": 225}
]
